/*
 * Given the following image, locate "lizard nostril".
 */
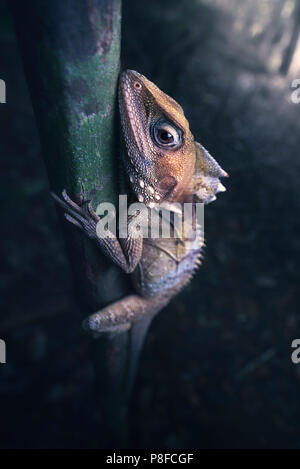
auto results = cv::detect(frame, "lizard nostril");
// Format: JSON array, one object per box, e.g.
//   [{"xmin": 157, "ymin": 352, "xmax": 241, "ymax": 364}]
[{"xmin": 133, "ymin": 81, "xmax": 142, "ymax": 90}]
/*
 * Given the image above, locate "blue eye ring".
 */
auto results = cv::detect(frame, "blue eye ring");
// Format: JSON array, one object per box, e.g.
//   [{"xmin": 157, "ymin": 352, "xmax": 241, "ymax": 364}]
[{"xmin": 152, "ymin": 120, "xmax": 182, "ymax": 148}]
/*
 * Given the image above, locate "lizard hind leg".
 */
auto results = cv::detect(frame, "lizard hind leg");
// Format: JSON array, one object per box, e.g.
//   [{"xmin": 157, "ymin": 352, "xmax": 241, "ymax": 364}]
[
  {"xmin": 83, "ymin": 294, "xmax": 168, "ymax": 395},
  {"xmin": 82, "ymin": 294, "xmax": 167, "ymax": 335}
]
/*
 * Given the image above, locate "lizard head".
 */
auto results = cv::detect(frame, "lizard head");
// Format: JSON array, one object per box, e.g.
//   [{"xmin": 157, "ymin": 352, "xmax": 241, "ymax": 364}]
[{"xmin": 119, "ymin": 69, "xmax": 228, "ymax": 206}]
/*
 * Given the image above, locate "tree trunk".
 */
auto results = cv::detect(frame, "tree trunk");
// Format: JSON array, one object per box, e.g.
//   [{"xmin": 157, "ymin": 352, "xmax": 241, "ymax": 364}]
[{"xmin": 11, "ymin": 0, "xmax": 132, "ymax": 447}]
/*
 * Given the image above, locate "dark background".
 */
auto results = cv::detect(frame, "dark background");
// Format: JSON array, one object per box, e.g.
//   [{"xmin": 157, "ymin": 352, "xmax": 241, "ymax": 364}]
[{"xmin": 1, "ymin": 0, "xmax": 300, "ymax": 448}]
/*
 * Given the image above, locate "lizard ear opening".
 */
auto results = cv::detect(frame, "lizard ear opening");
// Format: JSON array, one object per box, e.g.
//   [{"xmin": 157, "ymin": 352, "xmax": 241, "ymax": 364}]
[{"xmin": 157, "ymin": 175, "xmax": 177, "ymax": 198}]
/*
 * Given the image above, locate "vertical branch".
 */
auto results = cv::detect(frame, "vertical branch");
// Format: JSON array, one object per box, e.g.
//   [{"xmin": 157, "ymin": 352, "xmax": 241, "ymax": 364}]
[{"xmin": 11, "ymin": 0, "xmax": 131, "ymax": 446}]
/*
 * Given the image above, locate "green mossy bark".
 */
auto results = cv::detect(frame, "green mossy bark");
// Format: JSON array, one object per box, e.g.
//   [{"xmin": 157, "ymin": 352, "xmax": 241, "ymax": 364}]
[
  {"xmin": 11, "ymin": 0, "xmax": 131, "ymax": 446},
  {"xmin": 13, "ymin": 0, "xmax": 121, "ymax": 206}
]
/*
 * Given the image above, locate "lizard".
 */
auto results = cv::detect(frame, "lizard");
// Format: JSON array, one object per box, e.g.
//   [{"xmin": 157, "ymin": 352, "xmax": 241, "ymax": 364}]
[{"xmin": 52, "ymin": 69, "xmax": 228, "ymax": 337}]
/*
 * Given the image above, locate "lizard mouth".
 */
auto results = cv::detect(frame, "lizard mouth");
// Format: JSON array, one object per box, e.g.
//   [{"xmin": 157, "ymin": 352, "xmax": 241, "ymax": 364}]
[{"xmin": 125, "ymin": 158, "xmax": 162, "ymax": 207}]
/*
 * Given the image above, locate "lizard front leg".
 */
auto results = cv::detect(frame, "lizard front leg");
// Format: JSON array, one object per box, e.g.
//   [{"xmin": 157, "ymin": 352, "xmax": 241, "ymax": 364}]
[
  {"xmin": 52, "ymin": 190, "xmax": 153, "ymax": 334},
  {"xmin": 52, "ymin": 190, "xmax": 142, "ymax": 274}
]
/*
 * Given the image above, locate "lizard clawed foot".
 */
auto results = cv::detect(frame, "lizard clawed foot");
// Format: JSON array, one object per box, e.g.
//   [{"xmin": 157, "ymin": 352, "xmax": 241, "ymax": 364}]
[
  {"xmin": 82, "ymin": 316, "xmax": 131, "ymax": 336},
  {"xmin": 51, "ymin": 189, "xmax": 100, "ymax": 238}
]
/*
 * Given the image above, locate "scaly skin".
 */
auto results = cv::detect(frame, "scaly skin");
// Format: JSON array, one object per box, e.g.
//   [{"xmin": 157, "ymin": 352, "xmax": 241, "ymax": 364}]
[{"xmin": 52, "ymin": 70, "xmax": 228, "ymax": 334}]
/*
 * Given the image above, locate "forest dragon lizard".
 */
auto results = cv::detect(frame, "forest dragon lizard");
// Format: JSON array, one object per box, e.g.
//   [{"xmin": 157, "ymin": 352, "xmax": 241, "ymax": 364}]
[{"xmin": 52, "ymin": 70, "xmax": 228, "ymax": 335}]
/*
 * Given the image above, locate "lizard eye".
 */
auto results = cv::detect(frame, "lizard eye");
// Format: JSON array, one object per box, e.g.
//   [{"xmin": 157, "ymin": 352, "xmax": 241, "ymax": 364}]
[
  {"xmin": 153, "ymin": 121, "xmax": 182, "ymax": 148},
  {"xmin": 156, "ymin": 129, "xmax": 174, "ymax": 144}
]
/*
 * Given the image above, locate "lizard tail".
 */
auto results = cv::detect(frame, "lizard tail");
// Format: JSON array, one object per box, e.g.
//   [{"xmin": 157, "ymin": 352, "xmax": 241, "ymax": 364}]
[{"xmin": 83, "ymin": 294, "xmax": 168, "ymax": 394}]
